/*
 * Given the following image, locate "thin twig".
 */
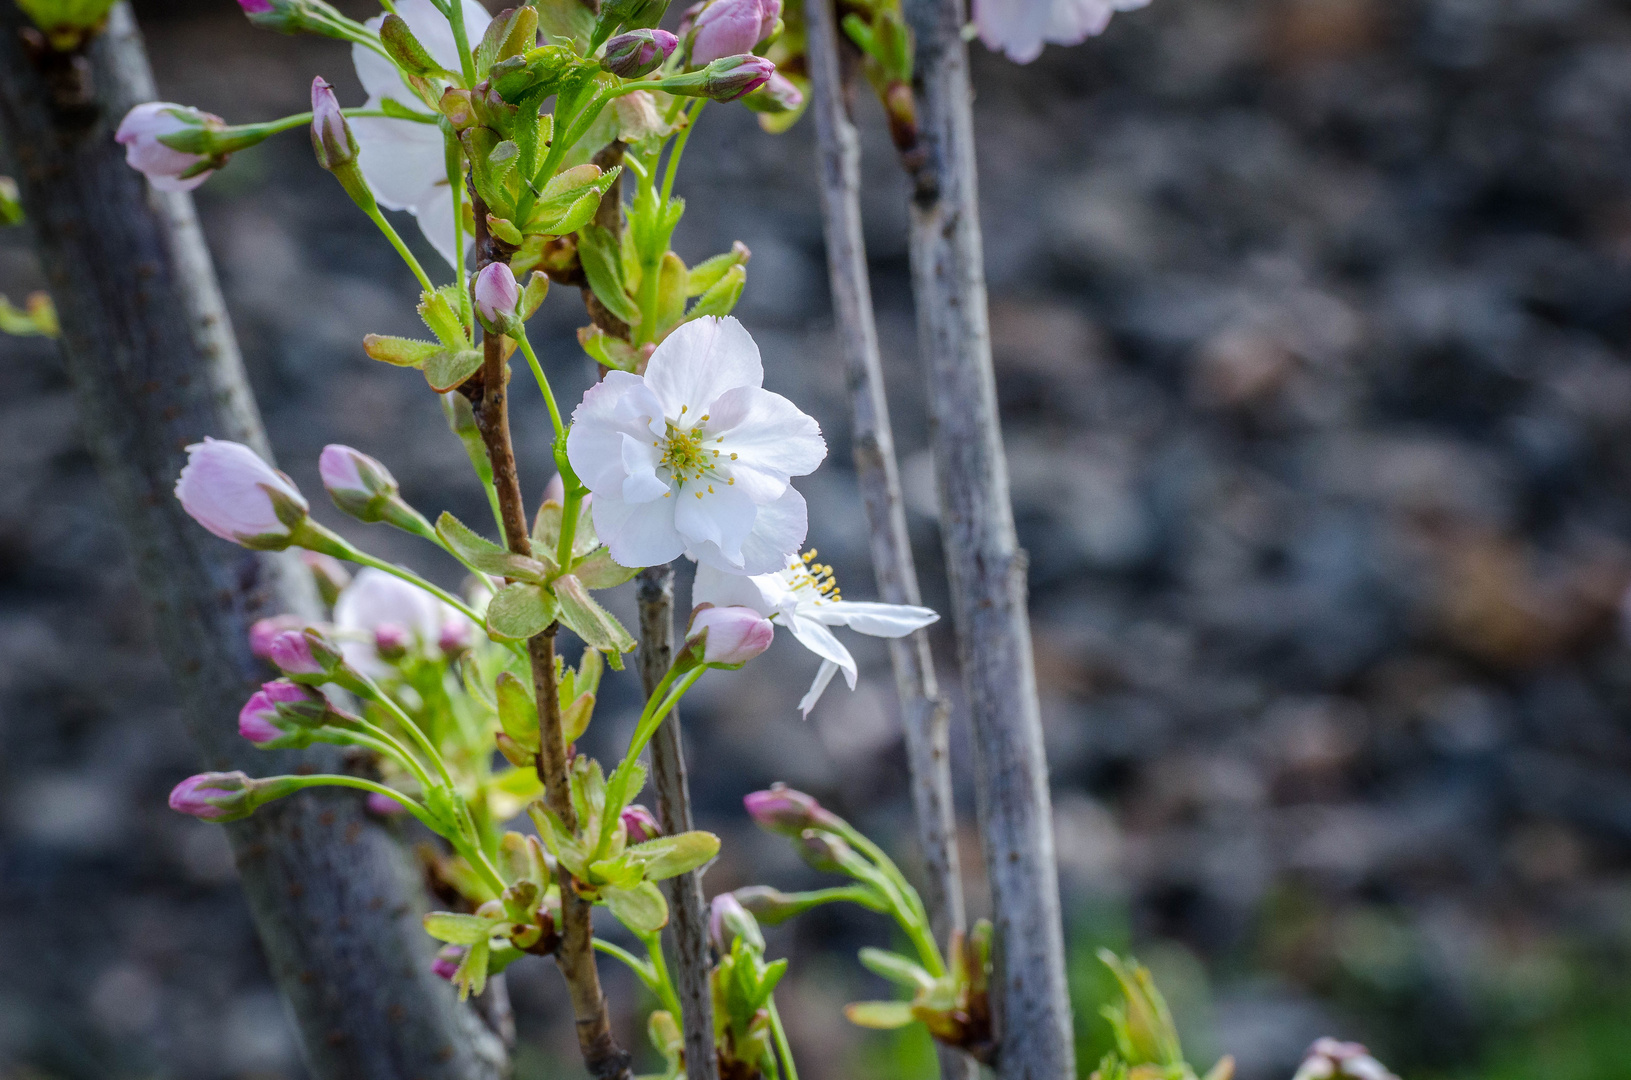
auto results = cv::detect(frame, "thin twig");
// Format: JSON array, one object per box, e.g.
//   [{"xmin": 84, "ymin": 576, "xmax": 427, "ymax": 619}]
[
  {"xmin": 898, "ymin": 0, "xmax": 1075, "ymax": 1073},
  {"xmin": 469, "ymin": 197, "xmax": 634, "ymax": 1080},
  {"xmin": 638, "ymin": 566, "xmax": 721, "ymax": 1080},
  {"xmin": 803, "ymin": 2, "xmax": 976, "ymax": 1078}
]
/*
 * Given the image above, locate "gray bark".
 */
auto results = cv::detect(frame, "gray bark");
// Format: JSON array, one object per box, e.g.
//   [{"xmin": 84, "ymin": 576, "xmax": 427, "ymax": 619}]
[
  {"xmin": 0, "ymin": 7, "xmax": 506, "ymax": 1079},
  {"xmin": 899, "ymin": 0, "xmax": 1075, "ymax": 1074},
  {"xmin": 802, "ymin": 4, "xmax": 975, "ymax": 1078},
  {"xmin": 637, "ymin": 565, "xmax": 720, "ymax": 1080}
]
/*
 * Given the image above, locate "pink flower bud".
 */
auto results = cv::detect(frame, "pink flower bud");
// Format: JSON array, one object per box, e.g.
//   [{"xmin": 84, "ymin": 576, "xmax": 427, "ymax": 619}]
[
  {"xmin": 174, "ymin": 438, "xmax": 308, "ymax": 548},
  {"xmin": 310, "ymin": 77, "xmax": 358, "ymax": 172},
  {"xmin": 249, "ymin": 614, "xmax": 305, "ymax": 660},
  {"xmin": 796, "ymin": 828, "xmax": 852, "ymax": 873},
  {"xmin": 374, "ymin": 622, "xmax": 411, "ymax": 661},
  {"xmin": 432, "ymin": 944, "xmax": 466, "ymax": 980},
  {"xmin": 709, "ymin": 892, "xmax": 764, "ymax": 953},
  {"xmin": 438, "ymin": 618, "xmax": 476, "ymax": 657},
  {"xmin": 267, "ymin": 630, "xmax": 323, "ymax": 677},
  {"xmin": 115, "ymin": 102, "xmax": 223, "ymax": 192},
  {"xmin": 168, "ymin": 771, "xmax": 254, "ymax": 821},
  {"xmin": 368, "ymin": 791, "xmax": 408, "ymax": 816},
  {"xmin": 697, "ymin": 54, "xmax": 776, "ymax": 102},
  {"xmin": 743, "ymin": 72, "xmax": 802, "ymax": 115},
  {"xmin": 689, "ymin": 0, "xmax": 773, "ymax": 66},
  {"xmin": 237, "ymin": 0, "xmax": 274, "ymax": 12},
  {"xmin": 621, "ymin": 804, "xmax": 660, "ymax": 843},
  {"xmin": 686, "ymin": 605, "xmax": 773, "ymax": 666},
  {"xmin": 473, "ymin": 262, "xmax": 521, "ymax": 331},
  {"xmin": 602, "ymin": 28, "xmax": 678, "ymax": 77},
  {"xmin": 743, "ymin": 783, "xmax": 840, "ymax": 836},
  {"xmin": 318, "ymin": 444, "xmax": 400, "ymax": 523},
  {"xmin": 238, "ymin": 679, "xmax": 321, "ymax": 744},
  {"xmin": 1293, "ymin": 1040, "xmax": 1398, "ymax": 1080}
]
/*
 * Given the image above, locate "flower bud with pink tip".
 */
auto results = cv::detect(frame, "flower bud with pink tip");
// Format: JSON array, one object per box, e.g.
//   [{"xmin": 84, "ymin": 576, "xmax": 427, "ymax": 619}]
[
  {"xmin": 310, "ymin": 77, "xmax": 358, "ymax": 171},
  {"xmin": 438, "ymin": 618, "xmax": 475, "ymax": 657},
  {"xmin": 249, "ymin": 614, "xmax": 305, "ymax": 660},
  {"xmin": 688, "ymin": 0, "xmax": 777, "ymax": 66},
  {"xmin": 318, "ymin": 444, "xmax": 420, "ymax": 529},
  {"xmin": 1293, "ymin": 1039, "xmax": 1398, "ymax": 1080},
  {"xmin": 174, "ymin": 438, "xmax": 309, "ymax": 549},
  {"xmin": 239, "ymin": 679, "xmax": 326, "ymax": 744},
  {"xmin": 115, "ymin": 103, "xmax": 226, "ymax": 192},
  {"xmin": 685, "ymin": 604, "xmax": 773, "ymax": 667},
  {"xmin": 602, "ymin": 28, "xmax": 678, "ymax": 77},
  {"xmin": 622, "ymin": 804, "xmax": 660, "ymax": 843},
  {"xmin": 373, "ymin": 623, "xmax": 411, "ymax": 661},
  {"xmin": 169, "ymin": 772, "xmax": 257, "ymax": 821},
  {"xmin": 709, "ymin": 891, "xmax": 765, "ymax": 953},
  {"xmin": 743, "ymin": 782, "xmax": 840, "ymax": 836},
  {"xmin": 473, "ymin": 262, "xmax": 522, "ymax": 334}
]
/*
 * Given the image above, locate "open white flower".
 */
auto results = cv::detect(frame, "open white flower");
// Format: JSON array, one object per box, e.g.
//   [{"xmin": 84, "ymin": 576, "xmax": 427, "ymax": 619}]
[
  {"xmin": 349, "ymin": 0, "xmax": 491, "ymax": 268},
  {"xmin": 692, "ymin": 552, "xmax": 938, "ymax": 716},
  {"xmin": 567, "ymin": 317, "xmax": 826, "ymax": 575},
  {"xmin": 333, "ymin": 568, "xmax": 475, "ymax": 677},
  {"xmin": 974, "ymin": 0, "xmax": 1149, "ymax": 64}
]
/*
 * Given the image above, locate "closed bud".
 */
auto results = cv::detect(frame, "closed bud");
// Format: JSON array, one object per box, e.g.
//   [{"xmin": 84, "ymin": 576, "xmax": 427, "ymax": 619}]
[
  {"xmin": 432, "ymin": 944, "xmax": 466, "ymax": 980},
  {"xmin": 473, "ymin": 262, "xmax": 522, "ymax": 333},
  {"xmin": 743, "ymin": 783, "xmax": 840, "ymax": 836},
  {"xmin": 115, "ymin": 102, "xmax": 225, "ymax": 192},
  {"xmin": 318, "ymin": 444, "xmax": 400, "ymax": 522},
  {"xmin": 685, "ymin": 604, "xmax": 774, "ymax": 666},
  {"xmin": 687, "ymin": 0, "xmax": 776, "ymax": 66},
  {"xmin": 238, "ymin": 0, "xmax": 356, "ymax": 40},
  {"xmin": 732, "ymin": 885, "xmax": 804, "ymax": 924},
  {"xmin": 379, "ymin": 13, "xmax": 447, "ymax": 77},
  {"xmin": 797, "ymin": 828, "xmax": 852, "ymax": 874},
  {"xmin": 601, "ymin": 29, "xmax": 678, "ymax": 78},
  {"xmin": 1293, "ymin": 1040, "xmax": 1398, "ymax": 1080},
  {"xmin": 250, "ymin": 614, "xmax": 305, "ymax": 660},
  {"xmin": 367, "ymin": 791, "xmax": 408, "ymax": 816},
  {"xmin": 267, "ymin": 629, "xmax": 324, "ymax": 678},
  {"xmin": 596, "ymin": 0, "xmax": 671, "ymax": 42},
  {"xmin": 174, "ymin": 438, "xmax": 309, "ymax": 550},
  {"xmin": 621, "ymin": 804, "xmax": 660, "ymax": 843},
  {"xmin": 709, "ymin": 891, "xmax": 764, "ymax": 954},
  {"xmin": 238, "ymin": 678, "xmax": 331, "ymax": 744},
  {"xmin": 373, "ymin": 622, "xmax": 411, "ymax": 661},
  {"xmin": 169, "ymin": 771, "xmax": 257, "ymax": 821},
  {"xmin": 662, "ymin": 54, "xmax": 776, "ymax": 102},
  {"xmin": 439, "ymin": 618, "xmax": 476, "ymax": 657},
  {"xmin": 310, "ymin": 77, "xmax": 358, "ymax": 171}
]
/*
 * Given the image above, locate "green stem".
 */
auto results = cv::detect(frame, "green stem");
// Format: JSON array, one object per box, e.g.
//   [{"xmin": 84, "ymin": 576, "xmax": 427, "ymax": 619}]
[
  {"xmin": 513, "ymin": 329, "xmax": 566, "ymax": 442},
  {"xmin": 554, "ymin": 484, "xmax": 585, "ymax": 572},
  {"xmin": 837, "ymin": 823, "xmax": 933, "ymax": 932},
  {"xmin": 642, "ymin": 931, "xmax": 684, "ymax": 1018},
  {"xmin": 282, "ymin": 774, "xmax": 442, "ymax": 833},
  {"xmin": 659, "ymin": 100, "xmax": 704, "ymax": 209},
  {"xmin": 768, "ymin": 997, "xmax": 800, "ymax": 1080},
  {"xmin": 363, "ymin": 204, "xmax": 437, "ymax": 294},
  {"xmin": 447, "ymin": 132, "xmax": 472, "ymax": 332},
  {"xmin": 533, "ymin": 83, "xmax": 646, "ymax": 189},
  {"xmin": 593, "ymin": 937, "xmax": 658, "ymax": 989},
  {"xmin": 356, "ymin": 671, "xmax": 460, "ymax": 796},
  {"xmin": 444, "ymin": 0, "xmax": 479, "ymax": 87}
]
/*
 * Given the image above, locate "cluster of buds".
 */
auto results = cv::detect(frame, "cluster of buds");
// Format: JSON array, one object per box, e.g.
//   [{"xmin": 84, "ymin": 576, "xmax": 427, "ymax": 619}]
[
  {"xmin": 237, "ymin": 678, "xmax": 361, "ymax": 749},
  {"xmin": 707, "ymin": 892, "xmax": 785, "ymax": 1077},
  {"xmin": 1292, "ymin": 1040, "xmax": 1399, "ymax": 1080}
]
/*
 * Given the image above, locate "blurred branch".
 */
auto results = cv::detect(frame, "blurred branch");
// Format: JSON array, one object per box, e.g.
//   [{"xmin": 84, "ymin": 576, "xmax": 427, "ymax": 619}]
[
  {"xmin": 803, "ymin": 1, "xmax": 974, "ymax": 1077},
  {"xmin": 0, "ymin": 5, "xmax": 505, "ymax": 1079},
  {"xmin": 898, "ymin": 0, "xmax": 1075, "ymax": 1073}
]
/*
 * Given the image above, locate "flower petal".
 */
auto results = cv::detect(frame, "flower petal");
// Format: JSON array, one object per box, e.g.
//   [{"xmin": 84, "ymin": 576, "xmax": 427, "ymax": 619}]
[
  {"xmin": 788, "ymin": 614, "xmax": 858, "ymax": 687},
  {"xmin": 675, "ymin": 478, "xmax": 757, "ymax": 567},
  {"xmin": 643, "ymin": 316, "xmax": 763, "ymax": 418},
  {"xmin": 691, "ymin": 563, "xmax": 788, "ymax": 618},
  {"xmin": 973, "ymin": 0, "xmax": 1052, "ymax": 62},
  {"xmin": 352, "ymin": 115, "xmax": 448, "ymax": 212},
  {"xmin": 807, "ymin": 600, "xmax": 939, "ymax": 637},
  {"xmin": 708, "ymin": 385, "xmax": 826, "ymax": 501},
  {"xmin": 568, "ymin": 373, "xmax": 667, "ymax": 495},
  {"xmin": 592, "ymin": 490, "xmax": 686, "ymax": 569},
  {"xmin": 733, "ymin": 485, "xmax": 809, "ymax": 576},
  {"xmin": 798, "ymin": 659, "xmax": 843, "ymax": 718},
  {"xmin": 620, "ymin": 433, "xmax": 669, "ymax": 503}
]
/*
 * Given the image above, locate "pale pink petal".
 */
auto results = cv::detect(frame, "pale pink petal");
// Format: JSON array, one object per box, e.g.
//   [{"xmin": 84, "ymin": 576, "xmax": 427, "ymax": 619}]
[
  {"xmin": 643, "ymin": 317, "xmax": 764, "ymax": 418},
  {"xmin": 707, "ymin": 384, "xmax": 826, "ymax": 501},
  {"xmin": 675, "ymin": 478, "xmax": 757, "ymax": 566},
  {"xmin": 620, "ymin": 433, "xmax": 669, "ymax": 502},
  {"xmin": 731, "ymin": 485, "xmax": 808, "ymax": 576},
  {"xmin": 788, "ymin": 614, "xmax": 858, "ymax": 685},
  {"xmin": 568, "ymin": 373, "xmax": 667, "ymax": 494},
  {"xmin": 352, "ymin": 115, "xmax": 448, "ymax": 212},
  {"xmin": 592, "ymin": 492, "xmax": 687, "ymax": 569},
  {"xmin": 691, "ymin": 563, "xmax": 792, "ymax": 618}
]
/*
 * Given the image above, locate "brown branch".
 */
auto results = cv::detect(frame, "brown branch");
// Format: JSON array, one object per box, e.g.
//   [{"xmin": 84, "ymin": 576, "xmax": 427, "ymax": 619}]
[
  {"xmin": 638, "ymin": 566, "xmax": 720, "ymax": 1080},
  {"xmin": 468, "ymin": 193, "xmax": 633, "ymax": 1080},
  {"xmin": 898, "ymin": 0, "xmax": 1075, "ymax": 1073}
]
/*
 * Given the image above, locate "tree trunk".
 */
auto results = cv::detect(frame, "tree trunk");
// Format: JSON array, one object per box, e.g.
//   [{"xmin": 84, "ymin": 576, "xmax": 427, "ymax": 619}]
[
  {"xmin": 802, "ymin": 3, "xmax": 975, "ymax": 1077},
  {"xmin": 0, "ymin": 7, "xmax": 506, "ymax": 1079},
  {"xmin": 899, "ymin": 0, "xmax": 1076, "ymax": 1074}
]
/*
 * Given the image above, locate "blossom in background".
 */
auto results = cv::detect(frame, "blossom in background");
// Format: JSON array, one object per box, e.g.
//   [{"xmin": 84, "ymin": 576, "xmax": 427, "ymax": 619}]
[
  {"xmin": 1292, "ymin": 1039, "xmax": 1398, "ymax": 1080},
  {"xmin": 692, "ymin": 552, "xmax": 938, "ymax": 715},
  {"xmin": 566, "ymin": 316, "xmax": 825, "ymax": 576},
  {"xmin": 114, "ymin": 102, "xmax": 224, "ymax": 192},
  {"xmin": 349, "ymin": 0, "xmax": 492, "ymax": 268},
  {"xmin": 333, "ymin": 567, "xmax": 474, "ymax": 676},
  {"xmin": 974, "ymin": 0, "xmax": 1149, "ymax": 64},
  {"xmin": 174, "ymin": 438, "xmax": 308, "ymax": 548}
]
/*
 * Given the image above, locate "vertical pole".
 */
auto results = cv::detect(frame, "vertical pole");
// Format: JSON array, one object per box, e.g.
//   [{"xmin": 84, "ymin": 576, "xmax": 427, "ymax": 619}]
[
  {"xmin": 0, "ymin": 6, "xmax": 505, "ymax": 1079},
  {"xmin": 899, "ymin": 0, "xmax": 1075, "ymax": 1073}
]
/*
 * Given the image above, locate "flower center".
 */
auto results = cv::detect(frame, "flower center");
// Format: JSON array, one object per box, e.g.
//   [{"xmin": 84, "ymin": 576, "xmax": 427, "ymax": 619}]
[
  {"xmin": 786, "ymin": 549, "xmax": 841, "ymax": 604},
  {"xmin": 660, "ymin": 422, "xmax": 712, "ymax": 482}
]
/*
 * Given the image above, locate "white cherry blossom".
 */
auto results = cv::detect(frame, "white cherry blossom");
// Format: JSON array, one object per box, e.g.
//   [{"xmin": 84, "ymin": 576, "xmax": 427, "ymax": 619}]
[
  {"xmin": 349, "ymin": 0, "xmax": 491, "ymax": 268},
  {"xmin": 974, "ymin": 0, "xmax": 1149, "ymax": 64},
  {"xmin": 333, "ymin": 568, "xmax": 474, "ymax": 677},
  {"xmin": 567, "ymin": 317, "xmax": 826, "ymax": 575},
  {"xmin": 692, "ymin": 552, "xmax": 938, "ymax": 716}
]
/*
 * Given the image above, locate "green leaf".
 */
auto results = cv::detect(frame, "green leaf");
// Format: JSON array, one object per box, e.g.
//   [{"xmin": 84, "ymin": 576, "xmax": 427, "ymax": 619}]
[
  {"xmin": 555, "ymin": 574, "xmax": 636, "ymax": 667},
  {"xmin": 562, "ymin": 690, "xmax": 595, "ymax": 743},
  {"xmin": 842, "ymin": 1000, "xmax": 917, "ymax": 1030},
  {"xmin": 424, "ymin": 911, "xmax": 506, "ymax": 945},
  {"xmin": 423, "ymin": 348, "xmax": 484, "ymax": 393},
  {"xmin": 476, "ymin": 4, "xmax": 538, "ymax": 75},
  {"xmin": 521, "ymin": 271, "xmax": 550, "ymax": 321},
  {"xmin": 571, "ymin": 546, "xmax": 639, "ymax": 589},
  {"xmin": 654, "ymin": 251, "xmax": 688, "ymax": 337},
  {"xmin": 686, "ymin": 263, "xmax": 746, "ymax": 321},
  {"xmin": 532, "ymin": 0, "xmax": 595, "ymax": 56},
  {"xmin": 577, "ymin": 224, "xmax": 642, "ymax": 327},
  {"xmin": 858, "ymin": 948, "xmax": 935, "ymax": 990},
  {"xmin": 486, "ymin": 583, "xmax": 561, "ymax": 640},
  {"xmin": 362, "ymin": 334, "xmax": 442, "ymax": 368},
  {"xmin": 576, "ymin": 324, "xmax": 642, "ymax": 371},
  {"xmin": 686, "ymin": 242, "xmax": 749, "ymax": 297},
  {"xmin": 418, "ymin": 288, "xmax": 467, "ymax": 349},
  {"xmin": 495, "ymin": 671, "xmax": 540, "ymax": 752},
  {"xmin": 453, "ymin": 937, "xmax": 490, "ymax": 1001},
  {"xmin": 602, "ymin": 881, "xmax": 669, "ymax": 934},
  {"xmin": 627, "ymin": 831, "xmax": 721, "ymax": 881},
  {"xmin": 436, "ymin": 511, "xmax": 552, "ymax": 580}
]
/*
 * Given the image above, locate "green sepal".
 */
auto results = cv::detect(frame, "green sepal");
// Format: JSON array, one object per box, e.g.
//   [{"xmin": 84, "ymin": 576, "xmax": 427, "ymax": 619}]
[
  {"xmin": 424, "ymin": 911, "xmax": 507, "ymax": 945},
  {"xmin": 362, "ymin": 333, "xmax": 443, "ymax": 368},
  {"xmin": 602, "ymin": 881, "xmax": 668, "ymax": 934},
  {"xmin": 495, "ymin": 671, "xmax": 541, "ymax": 753},
  {"xmin": 577, "ymin": 324, "xmax": 642, "ymax": 371},
  {"xmin": 475, "ymin": 4, "xmax": 539, "ymax": 76},
  {"xmin": 486, "ymin": 582, "xmax": 561, "ymax": 640},
  {"xmin": 626, "ymin": 831, "xmax": 721, "ymax": 881},
  {"xmin": 380, "ymin": 13, "xmax": 450, "ymax": 77},
  {"xmin": 424, "ymin": 349, "xmax": 485, "ymax": 393},
  {"xmin": 380, "ymin": 96, "xmax": 435, "ymax": 122},
  {"xmin": 555, "ymin": 574, "xmax": 635, "ymax": 667},
  {"xmin": 453, "ymin": 937, "xmax": 490, "ymax": 1001},
  {"xmin": 654, "ymin": 251, "xmax": 687, "ymax": 337},
  {"xmin": 532, "ymin": 0, "xmax": 595, "ymax": 54},
  {"xmin": 562, "ymin": 690, "xmax": 595, "ymax": 743},
  {"xmin": 687, "ymin": 263, "xmax": 745, "ymax": 321},
  {"xmin": 487, "ymin": 214, "xmax": 525, "ymax": 246},
  {"xmin": 858, "ymin": 948, "xmax": 935, "ymax": 990},
  {"xmin": 686, "ymin": 242, "xmax": 749, "ymax": 297},
  {"xmin": 577, "ymin": 224, "xmax": 642, "ymax": 327},
  {"xmin": 418, "ymin": 287, "xmax": 468, "ymax": 349}
]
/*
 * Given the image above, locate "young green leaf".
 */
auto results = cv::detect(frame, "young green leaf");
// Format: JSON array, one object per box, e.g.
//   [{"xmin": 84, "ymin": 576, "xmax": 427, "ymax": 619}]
[
  {"xmin": 555, "ymin": 574, "xmax": 635, "ymax": 667},
  {"xmin": 627, "ymin": 831, "xmax": 721, "ymax": 881},
  {"xmin": 362, "ymin": 334, "xmax": 442, "ymax": 368},
  {"xmin": 418, "ymin": 288, "xmax": 468, "ymax": 349},
  {"xmin": 686, "ymin": 263, "xmax": 746, "ymax": 321},
  {"xmin": 571, "ymin": 546, "xmax": 639, "ymax": 589},
  {"xmin": 858, "ymin": 947, "xmax": 935, "ymax": 990},
  {"xmin": 423, "ymin": 348, "xmax": 484, "ymax": 393},
  {"xmin": 486, "ymin": 582, "xmax": 561, "ymax": 640},
  {"xmin": 602, "ymin": 881, "xmax": 669, "ymax": 934},
  {"xmin": 495, "ymin": 671, "xmax": 540, "ymax": 752},
  {"xmin": 577, "ymin": 224, "xmax": 642, "ymax": 326},
  {"xmin": 843, "ymin": 1000, "xmax": 917, "ymax": 1030},
  {"xmin": 424, "ymin": 911, "xmax": 507, "ymax": 945}
]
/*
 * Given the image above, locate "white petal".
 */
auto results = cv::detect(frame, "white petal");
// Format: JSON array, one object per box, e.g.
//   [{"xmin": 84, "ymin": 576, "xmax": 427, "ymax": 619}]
[
  {"xmin": 592, "ymin": 492, "xmax": 686, "ymax": 569},
  {"xmin": 809, "ymin": 600, "xmax": 939, "ymax": 637},
  {"xmin": 620, "ymin": 433, "xmax": 669, "ymax": 503},
  {"xmin": 707, "ymin": 384, "xmax": 827, "ymax": 501},
  {"xmin": 353, "ymin": 116, "xmax": 448, "ymax": 212},
  {"xmin": 567, "ymin": 373, "xmax": 666, "ymax": 495},
  {"xmin": 353, "ymin": 30, "xmax": 409, "ymax": 105},
  {"xmin": 410, "ymin": 184, "xmax": 462, "ymax": 270},
  {"xmin": 675, "ymin": 478, "xmax": 757, "ymax": 567},
  {"xmin": 973, "ymin": 0, "xmax": 1051, "ymax": 62},
  {"xmin": 798, "ymin": 659, "xmax": 844, "ymax": 718},
  {"xmin": 788, "ymin": 614, "xmax": 858, "ymax": 685},
  {"xmin": 1042, "ymin": 0, "xmax": 1113, "ymax": 44},
  {"xmin": 691, "ymin": 563, "xmax": 784, "ymax": 617},
  {"xmin": 643, "ymin": 317, "xmax": 763, "ymax": 418},
  {"xmin": 399, "ymin": 0, "xmax": 493, "ymax": 74},
  {"xmin": 734, "ymin": 485, "xmax": 809, "ymax": 576}
]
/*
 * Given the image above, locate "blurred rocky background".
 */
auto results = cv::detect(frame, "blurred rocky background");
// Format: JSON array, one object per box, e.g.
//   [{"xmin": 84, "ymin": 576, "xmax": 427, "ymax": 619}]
[{"xmin": 5, "ymin": 0, "xmax": 1631, "ymax": 1077}]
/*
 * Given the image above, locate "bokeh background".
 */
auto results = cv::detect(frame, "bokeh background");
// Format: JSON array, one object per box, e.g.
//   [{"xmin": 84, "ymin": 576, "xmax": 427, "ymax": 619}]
[{"xmin": 5, "ymin": 0, "xmax": 1631, "ymax": 1076}]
